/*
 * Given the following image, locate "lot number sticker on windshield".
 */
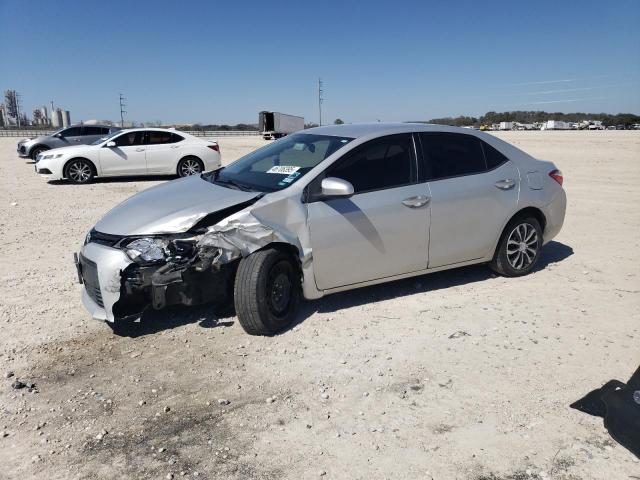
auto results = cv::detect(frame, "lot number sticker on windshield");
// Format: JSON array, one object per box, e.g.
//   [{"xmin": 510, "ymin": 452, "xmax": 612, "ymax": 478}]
[{"xmin": 267, "ymin": 165, "xmax": 300, "ymax": 175}]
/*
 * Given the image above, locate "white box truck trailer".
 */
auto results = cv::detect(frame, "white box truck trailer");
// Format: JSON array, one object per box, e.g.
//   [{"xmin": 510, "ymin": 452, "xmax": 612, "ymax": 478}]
[
  {"xmin": 543, "ymin": 120, "xmax": 571, "ymax": 130},
  {"xmin": 259, "ymin": 111, "xmax": 304, "ymax": 140}
]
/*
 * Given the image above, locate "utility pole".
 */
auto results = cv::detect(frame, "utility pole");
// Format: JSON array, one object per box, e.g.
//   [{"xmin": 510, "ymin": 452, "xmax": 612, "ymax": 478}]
[
  {"xmin": 119, "ymin": 93, "xmax": 127, "ymax": 127},
  {"xmin": 16, "ymin": 92, "xmax": 21, "ymax": 127},
  {"xmin": 318, "ymin": 78, "xmax": 324, "ymax": 126}
]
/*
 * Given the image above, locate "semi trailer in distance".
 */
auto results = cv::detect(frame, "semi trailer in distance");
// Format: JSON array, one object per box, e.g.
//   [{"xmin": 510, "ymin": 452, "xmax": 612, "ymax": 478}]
[{"xmin": 259, "ymin": 111, "xmax": 304, "ymax": 140}]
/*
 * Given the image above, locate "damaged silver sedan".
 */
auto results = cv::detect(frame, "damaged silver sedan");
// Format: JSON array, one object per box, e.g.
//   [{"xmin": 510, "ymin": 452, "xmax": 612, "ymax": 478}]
[{"xmin": 76, "ymin": 123, "xmax": 566, "ymax": 335}]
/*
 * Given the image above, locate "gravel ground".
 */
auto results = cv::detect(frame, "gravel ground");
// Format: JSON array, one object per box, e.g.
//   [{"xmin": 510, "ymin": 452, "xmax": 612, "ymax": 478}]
[{"xmin": 0, "ymin": 132, "xmax": 638, "ymax": 479}]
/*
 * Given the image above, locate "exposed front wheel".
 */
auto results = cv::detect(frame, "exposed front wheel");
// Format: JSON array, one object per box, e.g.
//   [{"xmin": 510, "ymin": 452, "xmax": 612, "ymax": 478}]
[
  {"xmin": 490, "ymin": 216, "xmax": 543, "ymax": 277},
  {"xmin": 234, "ymin": 248, "xmax": 301, "ymax": 336},
  {"xmin": 177, "ymin": 157, "xmax": 204, "ymax": 177},
  {"xmin": 30, "ymin": 146, "xmax": 48, "ymax": 161},
  {"xmin": 65, "ymin": 159, "xmax": 95, "ymax": 184}
]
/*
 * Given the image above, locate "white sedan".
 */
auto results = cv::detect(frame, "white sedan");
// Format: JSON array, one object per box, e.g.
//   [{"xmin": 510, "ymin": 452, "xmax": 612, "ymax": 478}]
[{"xmin": 34, "ymin": 128, "xmax": 221, "ymax": 184}]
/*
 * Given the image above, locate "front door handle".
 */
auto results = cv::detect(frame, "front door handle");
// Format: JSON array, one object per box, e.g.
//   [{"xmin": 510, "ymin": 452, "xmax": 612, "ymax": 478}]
[
  {"xmin": 494, "ymin": 179, "xmax": 516, "ymax": 190},
  {"xmin": 402, "ymin": 195, "xmax": 430, "ymax": 208},
  {"xmin": 135, "ymin": 148, "xmax": 145, "ymax": 152}
]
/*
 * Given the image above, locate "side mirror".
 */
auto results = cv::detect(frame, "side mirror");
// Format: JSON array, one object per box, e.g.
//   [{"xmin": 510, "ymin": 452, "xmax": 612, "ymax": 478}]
[
  {"xmin": 106, "ymin": 141, "xmax": 116, "ymax": 147},
  {"xmin": 321, "ymin": 177, "xmax": 354, "ymax": 199},
  {"xmin": 54, "ymin": 133, "xmax": 62, "ymax": 138}
]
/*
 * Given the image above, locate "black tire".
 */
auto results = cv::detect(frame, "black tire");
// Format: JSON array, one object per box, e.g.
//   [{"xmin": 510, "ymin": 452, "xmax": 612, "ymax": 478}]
[
  {"xmin": 177, "ymin": 156, "xmax": 204, "ymax": 177},
  {"xmin": 64, "ymin": 159, "xmax": 95, "ymax": 184},
  {"xmin": 490, "ymin": 215, "xmax": 543, "ymax": 277},
  {"xmin": 234, "ymin": 248, "xmax": 301, "ymax": 336},
  {"xmin": 30, "ymin": 146, "xmax": 48, "ymax": 161}
]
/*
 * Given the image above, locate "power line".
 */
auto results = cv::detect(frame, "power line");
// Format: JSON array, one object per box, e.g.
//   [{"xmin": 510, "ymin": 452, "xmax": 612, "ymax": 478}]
[{"xmin": 119, "ymin": 93, "xmax": 127, "ymax": 127}]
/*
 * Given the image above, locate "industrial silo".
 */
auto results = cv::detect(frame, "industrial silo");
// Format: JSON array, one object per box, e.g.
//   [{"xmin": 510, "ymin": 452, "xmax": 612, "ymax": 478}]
[
  {"xmin": 51, "ymin": 109, "xmax": 63, "ymax": 128},
  {"xmin": 62, "ymin": 110, "xmax": 71, "ymax": 127}
]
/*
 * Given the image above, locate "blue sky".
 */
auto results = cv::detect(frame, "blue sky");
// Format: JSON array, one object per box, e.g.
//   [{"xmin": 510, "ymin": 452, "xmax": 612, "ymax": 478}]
[{"xmin": 1, "ymin": 0, "xmax": 639, "ymax": 124}]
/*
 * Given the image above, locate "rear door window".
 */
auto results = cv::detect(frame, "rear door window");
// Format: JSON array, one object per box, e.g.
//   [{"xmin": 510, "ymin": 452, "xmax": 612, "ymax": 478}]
[
  {"xmin": 325, "ymin": 133, "xmax": 416, "ymax": 193},
  {"xmin": 418, "ymin": 133, "xmax": 486, "ymax": 180},
  {"xmin": 147, "ymin": 131, "xmax": 182, "ymax": 144},
  {"xmin": 83, "ymin": 126, "xmax": 104, "ymax": 136}
]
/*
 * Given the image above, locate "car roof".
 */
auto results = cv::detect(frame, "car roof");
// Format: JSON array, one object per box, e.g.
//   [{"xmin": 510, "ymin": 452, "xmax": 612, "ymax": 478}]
[
  {"xmin": 303, "ymin": 122, "xmax": 481, "ymax": 139},
  {"xmin": 65, "ymin": 124, "xmax": 119, "ymax": 129},
  {"xmin": 117, "ymin": 127, "xmax": 183, "ymax": 133},
  {"xmin": 303, "ymin": 122, "xmax": 537, "ymax": 165}
]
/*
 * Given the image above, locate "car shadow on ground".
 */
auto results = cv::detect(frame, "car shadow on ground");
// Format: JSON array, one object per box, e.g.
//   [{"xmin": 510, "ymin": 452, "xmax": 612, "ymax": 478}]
[
  {"xmin": 48, "ymin": 175, "xmax": 177, "ymax": 186},
  {"xmin": 109, "ymin": 303, "xmax": 235, "ymax": 338},
  {"xmin": 109, "ymin": 241, "xmax": 573, "ymax": 338},
  {"xmin": 289, "ymin": 240, "xmax": 574, "ymax": 332}
]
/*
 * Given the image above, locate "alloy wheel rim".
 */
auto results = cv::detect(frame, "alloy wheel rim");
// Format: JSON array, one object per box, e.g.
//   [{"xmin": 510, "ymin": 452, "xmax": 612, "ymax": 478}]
[
  {"xmin": 506, "ymin": 222, "xmax": 538, "ymax": 270},
  {"xmin": 180, "ymin": 159, "xmax": 201, "ymax": 176},
  {"xmin": 69, "ymin": 162, "xmax": 91, "ymax": 182}
]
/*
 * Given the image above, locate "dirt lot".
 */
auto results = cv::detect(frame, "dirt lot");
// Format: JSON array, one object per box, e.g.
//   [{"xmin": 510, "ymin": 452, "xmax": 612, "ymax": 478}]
[{"xmin": 0, "ymin": 131, "xmax": 638, "ymax": 479}]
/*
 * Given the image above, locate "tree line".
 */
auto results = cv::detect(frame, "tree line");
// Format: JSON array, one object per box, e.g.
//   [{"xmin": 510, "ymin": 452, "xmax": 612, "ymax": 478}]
[
  {"xmin": 418, "ymin": 111, "xmax": 640, "ymax": 127},
  {"xmin": 179, "ymin": 123, "xmax": 259, "ymax": 131}
]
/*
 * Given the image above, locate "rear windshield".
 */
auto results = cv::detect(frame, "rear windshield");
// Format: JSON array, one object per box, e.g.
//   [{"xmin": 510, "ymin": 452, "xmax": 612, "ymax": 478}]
[{"xmin": 207, "ymin": 133, "xmax": 353, "ymax": 192}]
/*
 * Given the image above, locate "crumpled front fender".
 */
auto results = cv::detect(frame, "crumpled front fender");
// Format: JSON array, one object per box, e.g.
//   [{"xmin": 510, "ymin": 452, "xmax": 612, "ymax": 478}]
[{"xmin": 196, "ymin": 191, "xmax": 322, "ymax": 300}]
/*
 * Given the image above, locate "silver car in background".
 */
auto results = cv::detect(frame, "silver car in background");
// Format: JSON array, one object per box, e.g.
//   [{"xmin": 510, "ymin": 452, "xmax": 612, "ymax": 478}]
[
  {"xmin": 76, "ymin": 123, "xmax": 566, "ymax": 336},
  {"xmin": 17, "ymin": 124, "xmax": 120, "ymax": 160}
]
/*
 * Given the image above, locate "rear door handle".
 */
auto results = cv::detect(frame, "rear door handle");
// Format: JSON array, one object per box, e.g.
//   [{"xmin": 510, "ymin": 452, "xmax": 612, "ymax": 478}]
[
  {"xmin": 494, "ymin": 179, "xmax": 516, "ymax": 190},
  {"xmin": 402, "ymin": 195, "xmax": 430, "ymax": 208},
  {"xmin": 170, "ymin": 145, "xmax": 180, "ymax": 149}
]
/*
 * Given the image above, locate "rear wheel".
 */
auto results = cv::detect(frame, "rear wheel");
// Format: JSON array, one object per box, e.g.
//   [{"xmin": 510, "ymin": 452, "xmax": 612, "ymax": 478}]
[
  {"xmin": 490, "ymin": 216, "xmax": 543, "ymax": 277},
  {"xmin": 65, "ymin": 159, "xmax": 95, "ymax": 184},
  {"xmin": 177, "ymin": 156, "xmax": 204, "ymax": 177},
  {"xmin": 234, "ymin": 248, "xmax": 301, "ymax": 336},
  {"xmin": 30, "ymin": 146, "xmax": 48, "ymax": 161}
]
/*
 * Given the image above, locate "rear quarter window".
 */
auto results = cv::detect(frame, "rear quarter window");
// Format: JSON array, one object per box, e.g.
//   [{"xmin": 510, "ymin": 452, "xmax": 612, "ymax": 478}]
[{"xmin": 481, "ymin": 141, "xmax": 509, "ymax": 170}]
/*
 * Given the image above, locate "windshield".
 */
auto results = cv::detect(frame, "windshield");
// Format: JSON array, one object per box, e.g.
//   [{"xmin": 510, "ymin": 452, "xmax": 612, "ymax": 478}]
[
  {"xmin": 207, "ymin": 133, "xmax": 353, "ymax": 192},
  {"xmin": 91, "ymin": 129, "xmax": 122, "ymax": 145}
]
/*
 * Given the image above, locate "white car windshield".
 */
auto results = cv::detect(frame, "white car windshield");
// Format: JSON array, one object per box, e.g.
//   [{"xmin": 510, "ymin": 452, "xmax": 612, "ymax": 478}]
[{"xmin": 206, "ymin": 133, "xmax": 353, "ymax": 192}]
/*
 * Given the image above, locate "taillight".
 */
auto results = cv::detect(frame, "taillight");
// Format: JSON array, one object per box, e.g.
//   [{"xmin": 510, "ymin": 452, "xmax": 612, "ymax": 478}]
[
  {"xmin": 549, "ymin": 169, "xmax": 563, "ymax": 186},
  {"xmin": 207, "ymin": 143, "xmax": 219, "ymax": 152}
]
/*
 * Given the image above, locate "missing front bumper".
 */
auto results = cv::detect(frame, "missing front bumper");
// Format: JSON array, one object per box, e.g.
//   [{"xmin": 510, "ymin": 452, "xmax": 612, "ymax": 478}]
[
  {"xmin": 114, "ymin": 259, "xmax": 236, "ymax": 319},
  {"xmin": 79, "ymin": 241, "xmax": 236, "ymax": 322}
]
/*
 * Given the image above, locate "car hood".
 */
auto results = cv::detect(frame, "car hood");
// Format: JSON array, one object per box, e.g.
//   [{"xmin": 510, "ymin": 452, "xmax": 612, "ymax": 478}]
[
  {"xmin": 94, "ymin": 175, "xmax": 261, "ymax": 236},
  {"xmin": 20, "ymin": 135, "xmax": 49, "ymax": 145},
  {"xmin": 48, "ymin": 144, "xmax": 97, "ymax": 155}
]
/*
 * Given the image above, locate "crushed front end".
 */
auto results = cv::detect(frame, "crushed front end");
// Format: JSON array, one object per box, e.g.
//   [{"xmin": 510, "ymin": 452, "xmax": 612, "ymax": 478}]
[{"xmin": 76, "ymin": 229, "xmax": 236, "ymax": 322}]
